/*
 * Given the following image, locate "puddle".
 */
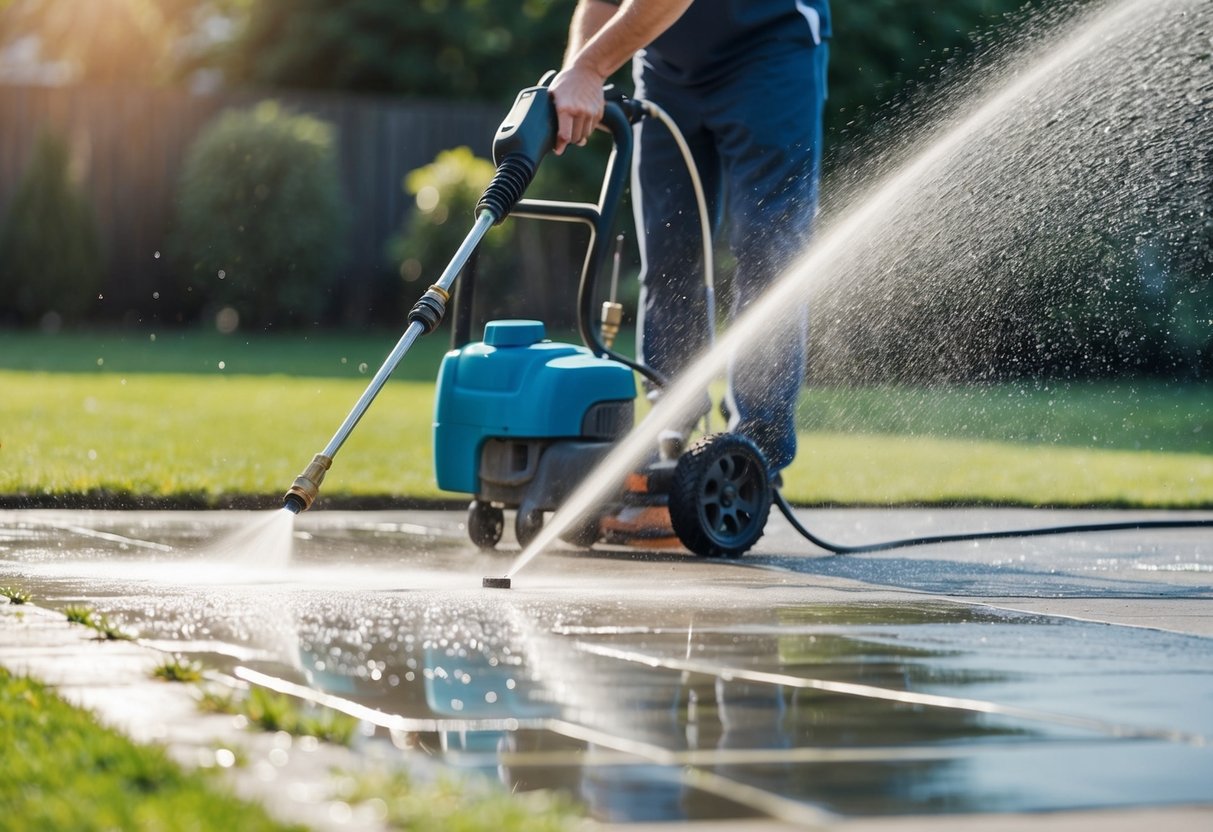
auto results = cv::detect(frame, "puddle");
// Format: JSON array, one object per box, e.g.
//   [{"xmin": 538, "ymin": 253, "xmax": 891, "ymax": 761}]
[{"xmin": 2, "ymin": 511, "xmax": 1212, "ymax": 822}]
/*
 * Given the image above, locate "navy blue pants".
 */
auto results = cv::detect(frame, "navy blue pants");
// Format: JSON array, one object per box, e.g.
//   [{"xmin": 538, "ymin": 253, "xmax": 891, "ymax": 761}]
[{"xmin": 631, "ymin": 41, "xmax": 828, "ymax": 472}]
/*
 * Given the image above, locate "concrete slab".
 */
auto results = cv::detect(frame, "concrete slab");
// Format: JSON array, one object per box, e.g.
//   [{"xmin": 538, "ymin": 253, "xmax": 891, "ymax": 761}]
[{"xmin": 2, "ymin": 507, "xmax": 1211, "ymax": 829}]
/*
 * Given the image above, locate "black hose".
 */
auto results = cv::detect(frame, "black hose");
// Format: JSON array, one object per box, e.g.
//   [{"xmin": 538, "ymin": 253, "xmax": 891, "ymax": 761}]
[{"xmin": 772, "ymin": 489, "xmax": 1213, "ymax": 555}]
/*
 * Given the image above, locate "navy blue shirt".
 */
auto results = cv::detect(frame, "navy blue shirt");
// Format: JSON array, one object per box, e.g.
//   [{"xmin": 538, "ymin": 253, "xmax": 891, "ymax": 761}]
[{"xmin": 596, "ymin": 0, "xmax": 831, "ymax": 84}]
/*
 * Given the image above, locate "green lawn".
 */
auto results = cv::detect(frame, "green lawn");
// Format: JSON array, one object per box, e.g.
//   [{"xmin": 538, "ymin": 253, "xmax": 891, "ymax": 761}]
[
  {"xmin": 0, "ymin": 328, "xmax": 453, "ymax": 381},
  {"xmin": 0, "ymin": 666, "xmax": 298, "ymax": 832},
  {"xmin": 0, "ymin": 329, "xmax": 1210, "ymax": 508}
]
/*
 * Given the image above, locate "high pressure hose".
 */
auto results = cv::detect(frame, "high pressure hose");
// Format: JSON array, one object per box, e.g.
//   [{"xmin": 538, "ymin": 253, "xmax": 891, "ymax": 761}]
[
  {"xmin": 637, "ymin": 100, "xmax": 717, "ymax": 350},
  {"xmin": 773, "ymin": 490, "xmax": 1213, "ymax": 555}
]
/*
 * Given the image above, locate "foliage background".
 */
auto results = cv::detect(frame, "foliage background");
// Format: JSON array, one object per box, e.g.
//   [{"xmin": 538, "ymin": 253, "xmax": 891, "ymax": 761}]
[{"xmin": 0, "ymin": 0, "xmax": 1207, "ymax": 382}]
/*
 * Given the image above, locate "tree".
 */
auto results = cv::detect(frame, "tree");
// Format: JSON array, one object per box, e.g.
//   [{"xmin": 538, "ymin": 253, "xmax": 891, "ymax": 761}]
[
  {"xmin": 0, "ymin": 0, "xmax": 226, "ymax": 84},
  {"xmin": 0, "ymin": 131, "xmax": 103, "ymax": 325},
  {"xmin": 221, "ymin": 0, "xmax": 567, "ymax": 101}
]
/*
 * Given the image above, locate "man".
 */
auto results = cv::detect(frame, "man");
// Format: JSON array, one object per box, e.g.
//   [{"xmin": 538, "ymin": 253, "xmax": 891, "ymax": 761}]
[{"xmin": 549, "ymin": 0, "xmax": 830, "ymax": 485}]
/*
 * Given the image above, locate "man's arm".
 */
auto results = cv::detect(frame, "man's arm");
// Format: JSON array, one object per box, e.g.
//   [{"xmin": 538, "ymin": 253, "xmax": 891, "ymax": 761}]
[
  {"xmin": 549, "ymin": 0, "xmax": 694, "ymax": 154},
  {"xmin": 564, "ymin": 0, "xmax": 621, "ymax": 65}
]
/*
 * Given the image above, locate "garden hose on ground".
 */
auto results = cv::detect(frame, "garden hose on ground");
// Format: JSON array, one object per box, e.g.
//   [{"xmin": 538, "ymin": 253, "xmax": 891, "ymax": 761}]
[{"xmin": 772, "ymin": 489, "xmax": 1213, "ymax": 555}]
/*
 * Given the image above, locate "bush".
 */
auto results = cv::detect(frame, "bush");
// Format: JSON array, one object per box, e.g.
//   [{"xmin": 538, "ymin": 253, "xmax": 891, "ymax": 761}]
[
  {"xmin": 0, "ymin": 131, "xmax": 103, "ymax": 326},
  {"xmin": 172, "ymin": 101, "xmax": 348, "ymax": 328},
  {"xmin": 387, "ymin": 146, "xmax": 521, "ymax": 320}
]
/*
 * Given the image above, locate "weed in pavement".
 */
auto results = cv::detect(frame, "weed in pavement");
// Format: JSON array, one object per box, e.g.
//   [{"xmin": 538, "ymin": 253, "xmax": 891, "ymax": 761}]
[{"xmin": 1, "ymin": 586, "xmax": 31, "ymax": 604}]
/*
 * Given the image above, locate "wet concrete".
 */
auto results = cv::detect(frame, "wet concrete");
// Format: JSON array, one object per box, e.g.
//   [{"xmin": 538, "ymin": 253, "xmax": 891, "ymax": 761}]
[{"xmin": 1, "ymin": 507, "xmax": 1211, "ymax": 828}]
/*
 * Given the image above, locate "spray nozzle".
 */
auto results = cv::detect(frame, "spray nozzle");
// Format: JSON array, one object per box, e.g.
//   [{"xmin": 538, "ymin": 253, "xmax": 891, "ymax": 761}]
[{"xmin": 283, "ymin": 453, "xmax": 332, "ymax": 514}]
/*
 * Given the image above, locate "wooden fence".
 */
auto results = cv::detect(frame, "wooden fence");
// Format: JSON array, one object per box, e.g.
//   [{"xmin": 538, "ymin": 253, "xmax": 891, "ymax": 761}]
[{"xmin": 0, "ymin": 82, "xmax": 509, "ymax": 323}]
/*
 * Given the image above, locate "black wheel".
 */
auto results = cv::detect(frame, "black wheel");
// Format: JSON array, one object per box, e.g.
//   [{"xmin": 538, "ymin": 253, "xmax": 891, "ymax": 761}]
[
  {"xmin": 467, "ymin": 500, "xmax": 504, "ymax": 550},
  {"xmin": 515, "ymin": 508, "xmax": 544, "ymax": 549},
  {"xmin": 669, "ymin": 434, "xmax": 772, "ymax": 558}
]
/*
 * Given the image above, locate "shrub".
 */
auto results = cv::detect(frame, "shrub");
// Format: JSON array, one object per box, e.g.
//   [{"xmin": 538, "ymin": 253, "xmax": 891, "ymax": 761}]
[
  {"xmin": 0, "ymin": 131, "xmax": 104, "ymax": 325},
  {"xmin": 172, "ymin": 101, "xmax": 348, "ymax": 328},
  {"xmin": 387, "ymin": 146, "xmax": 519, "ymax": 318}
]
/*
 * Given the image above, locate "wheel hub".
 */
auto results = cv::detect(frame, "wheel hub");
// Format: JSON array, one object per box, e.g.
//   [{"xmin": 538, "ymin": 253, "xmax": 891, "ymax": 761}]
[{"xmin": 720, "ymin": 484, "xmax": 736, "ymax": 507}]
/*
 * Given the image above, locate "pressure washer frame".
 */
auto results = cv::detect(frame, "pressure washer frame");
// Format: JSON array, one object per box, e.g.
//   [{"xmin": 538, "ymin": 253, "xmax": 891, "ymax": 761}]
[{"xmin": 450, "ymin": 92, "xmax": 661, "ymax": 388}]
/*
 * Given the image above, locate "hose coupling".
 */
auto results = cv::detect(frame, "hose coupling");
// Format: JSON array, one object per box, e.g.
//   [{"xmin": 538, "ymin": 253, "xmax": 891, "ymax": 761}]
[
  {"xmin": 283, "ymin": 453, "xmax": 332, "ymax": 513},
  {"xmin": 600, "ymin": 301, "xmax": 623, "ymax": 349},
  {"xmin": 407, "ymin": 284, "xmax": 450, "ymax": 334}
]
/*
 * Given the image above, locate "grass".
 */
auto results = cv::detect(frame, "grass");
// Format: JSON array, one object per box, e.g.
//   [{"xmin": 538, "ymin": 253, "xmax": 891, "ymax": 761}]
[
  {"xmin": 335, "ymin": 768, "xmax": 582, "ymax": 832},
  {"xmin": 1, "ymin": 586, "xmax": 31, "ymax": 605},
  {"xmin": 63, "ymin": 605, "xmax": 94, "ymax": 625},
  {"xmin": 0, "ymin": 665, "xmax": 301, "ymax": 832},
  {"xmin": 0, "ymin": 369, "xmax": 443, "ymax": 504},
  {"xmin": 151, "ymin": 657, "xmax": 204, "ymax": 683},
  {"xmin": 60, "ymin": 605, "xmax": 133, "ymax": 641},
  {"xmin": 198, "ymin": 686, "xmax": 360, "ymax": 747},
  {"xmin": 0, "ymin": 328, "xmax": 452, "ymax": 381},
  {"xmin": 796, "ymin": 382, "xmax": 1213, "ymax": 455},
  {"xmin": 0, "ymin": 328, "xmax": 1209, "ymax": 507}
]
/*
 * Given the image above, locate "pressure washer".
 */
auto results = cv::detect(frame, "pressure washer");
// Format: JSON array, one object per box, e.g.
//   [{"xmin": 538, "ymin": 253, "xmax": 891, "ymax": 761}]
[
  {"xmin": 284, "ymin": 78, "xmax": 773, "ymax": 560},
  {"xmin": 281, "ymin": 78, "xmax": 1212, "ymax": 579}
]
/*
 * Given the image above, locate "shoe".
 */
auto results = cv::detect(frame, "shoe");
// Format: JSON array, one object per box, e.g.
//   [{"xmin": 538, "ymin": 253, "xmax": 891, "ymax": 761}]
[{"xmin": 600, "ymin": 505, "xmax": 681, "ymax": 548}]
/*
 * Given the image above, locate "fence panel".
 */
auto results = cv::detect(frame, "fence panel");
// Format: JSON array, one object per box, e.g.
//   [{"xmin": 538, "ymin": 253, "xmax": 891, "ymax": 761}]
[{"xmin": 0, "ymin": 83, "xmax": 502, "ymax": 324}]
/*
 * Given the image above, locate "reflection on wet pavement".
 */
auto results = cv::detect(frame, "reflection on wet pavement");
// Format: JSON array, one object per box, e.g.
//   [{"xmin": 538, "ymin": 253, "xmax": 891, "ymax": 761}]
[{"xmin": 2, "ymin": 510, "xmax": 1212, "ymax": 823}]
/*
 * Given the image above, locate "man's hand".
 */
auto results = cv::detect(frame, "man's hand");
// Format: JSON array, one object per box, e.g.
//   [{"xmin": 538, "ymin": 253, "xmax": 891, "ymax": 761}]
[
  {"xmin": 552, "ymin": 0, "xmax": 692, "ymax": 155},
  {"xmin": 548, "ymin": 64, "xmax": 606, "ymax": 155}
]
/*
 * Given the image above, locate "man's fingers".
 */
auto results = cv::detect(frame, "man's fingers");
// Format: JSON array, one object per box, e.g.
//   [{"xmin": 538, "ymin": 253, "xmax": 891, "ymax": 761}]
[{"xmin": 555, "ymin": 111, "xmax": 575, "ymax": 155}]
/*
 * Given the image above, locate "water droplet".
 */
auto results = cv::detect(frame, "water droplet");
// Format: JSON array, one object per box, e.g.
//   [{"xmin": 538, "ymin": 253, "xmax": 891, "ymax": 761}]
[
  {"xmin": 153, "ymin": 251, "xmax": 161, "ymax": 259},
  {"xmin": 217, "ymin": 269, "xmax": 226, "ymax": 280}
]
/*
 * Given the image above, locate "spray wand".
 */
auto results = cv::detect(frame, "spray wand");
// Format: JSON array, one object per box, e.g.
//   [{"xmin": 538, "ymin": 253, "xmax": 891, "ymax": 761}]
[{"xmin": 282, "ymin": 83, "xmax": 558, "ymax": 514}]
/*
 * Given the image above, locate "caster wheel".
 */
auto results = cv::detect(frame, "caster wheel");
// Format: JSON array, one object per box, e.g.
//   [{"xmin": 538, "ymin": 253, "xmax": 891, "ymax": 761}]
[
  {"xmin": 515, "ymin": 508, "xmax": 544, "ymax": 549},
  {"xmin": 467, "ymin": 500, "xmax": 504, "ymax": 550},
  {"xmin": 669, "ymin": 433, "xmax": 772, "ymax": 558}
]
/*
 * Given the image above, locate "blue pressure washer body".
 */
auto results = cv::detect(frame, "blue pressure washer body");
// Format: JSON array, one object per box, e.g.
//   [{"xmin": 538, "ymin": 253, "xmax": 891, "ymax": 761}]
[{"xmin": 434, "ymin": 318, "xmax": 638, "ymax": 548}]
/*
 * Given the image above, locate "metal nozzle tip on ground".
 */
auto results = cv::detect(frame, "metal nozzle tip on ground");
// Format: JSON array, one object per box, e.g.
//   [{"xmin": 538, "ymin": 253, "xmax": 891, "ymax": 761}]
[{"xmin": 482, "ymin": 576, "xmax": 511, "ymax": 589}]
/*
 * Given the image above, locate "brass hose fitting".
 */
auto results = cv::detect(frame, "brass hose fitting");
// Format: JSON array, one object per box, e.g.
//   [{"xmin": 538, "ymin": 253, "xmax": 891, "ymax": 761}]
[
  {"xmin": 600, "ymin": 301, "xmax": 623, "ymax": 349},
  {"xmin": 283, "ymin": 453, "xmax": 333, "ymax": 513}
]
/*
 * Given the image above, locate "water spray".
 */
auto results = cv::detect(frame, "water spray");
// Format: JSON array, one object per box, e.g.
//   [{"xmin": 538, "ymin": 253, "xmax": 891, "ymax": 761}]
[
  {"xmin": 292, "ymin": 9, "xmax": 1213, "ymax": 589},
  {"xmin": 282, "ymin": 81, "xmax": 560, "ymax": 518}
]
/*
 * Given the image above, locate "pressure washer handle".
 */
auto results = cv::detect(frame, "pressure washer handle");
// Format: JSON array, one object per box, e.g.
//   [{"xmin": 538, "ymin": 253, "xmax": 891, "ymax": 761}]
[
  {"xmin": 476, "ymin": 79, "xmax": 645, "ymax": 224},
  {"xmin": 477, "ymin": 84, "xmax": 557, "ymax": 224}
]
